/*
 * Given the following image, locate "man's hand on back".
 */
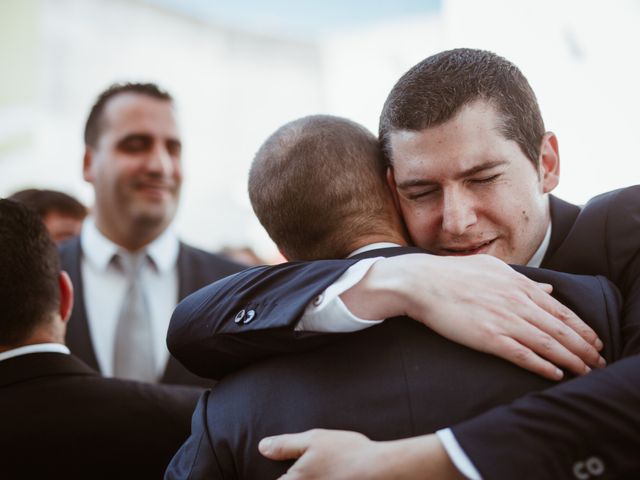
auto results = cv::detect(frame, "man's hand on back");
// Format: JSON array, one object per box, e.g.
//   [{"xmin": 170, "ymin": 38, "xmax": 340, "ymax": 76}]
[
  {"xmin": 341, "ymin": 254, "xmax": 605, "ymax": 381},
  {"xmin": 259, "ymin": 429, "xmax": 464, "ymax": 480}
]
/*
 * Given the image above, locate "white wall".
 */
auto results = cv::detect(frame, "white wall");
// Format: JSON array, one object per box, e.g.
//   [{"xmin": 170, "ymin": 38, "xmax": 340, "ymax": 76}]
[
  {"xmin": 2, "ymin": 0, "xmax": 639, "ymax": 258},
  {"xmin": 1, "ymin": 0, "xmax": 324, "ymax": 257}
]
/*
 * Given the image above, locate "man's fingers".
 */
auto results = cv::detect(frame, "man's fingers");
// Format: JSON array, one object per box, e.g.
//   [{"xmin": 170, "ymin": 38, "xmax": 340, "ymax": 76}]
[
  {"xmin": 553, "ymin": 302, "xmax": 604, "ymax": 351},
  {"xmin": 511, "ymin": 319, "xmax": 595, "ymax": 377},
  {"xmin": 520, "ymin": 304, "xmax": 606, "ymax": 370},
  {"xmin": 536, "ymin": 282, "xmax": 553, "ymax": 294},
  {"xmin": 260, "ymin": 433, "xmax": 310, "ymax": 461},
  {"xmin": 528, "ymin": 282, "xmax": 604, "ymax": 351},
  {"xmin": 492, "ymin": 335, "xmax": 565, "ymax": 381}
]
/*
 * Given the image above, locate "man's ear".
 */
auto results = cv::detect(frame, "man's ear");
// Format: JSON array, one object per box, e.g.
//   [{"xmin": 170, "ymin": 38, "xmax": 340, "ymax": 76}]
[
  {"xmin": 58, "ymin": 271, "xmax": 74, "ymax": 323},
  {"xmin": 386, "ymin": 167, "xmax": 402, "ymax": 214},
  {"xmin": 539, "ymin": 132, "xmax": 560, "ymax": 194},
  {"xmin": 83, "ymin": 148, "xmax": 95, "ymax": 183}
]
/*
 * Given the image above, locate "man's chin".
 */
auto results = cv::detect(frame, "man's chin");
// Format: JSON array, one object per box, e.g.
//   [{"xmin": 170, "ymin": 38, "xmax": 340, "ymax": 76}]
[{"xmin": 129, "ymin": 203, "xmax": 177, "ymax": 229}]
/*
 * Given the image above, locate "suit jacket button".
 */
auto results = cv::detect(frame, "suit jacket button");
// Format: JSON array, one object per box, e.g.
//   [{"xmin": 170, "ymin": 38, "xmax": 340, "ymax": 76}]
[
  {"xmin": 313, "ymin": 293, "xmax": 324, "ymax": 306},
  {"xmin": 586, "ymin": 457, "xmax": 605, "ymax": 476},
  {"xmin": 234, "ymin": 310, "xmax": 246, "ymax": 323},
  {"xmin": 243, "ymin": 309, "xmax": 256, "ymax": 324}
]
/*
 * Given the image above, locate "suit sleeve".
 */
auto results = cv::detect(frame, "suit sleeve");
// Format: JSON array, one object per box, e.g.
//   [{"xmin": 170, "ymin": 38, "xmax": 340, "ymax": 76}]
[
  {"xmin": 451, "ymin": 187, "xmax": 640, "ymax": 479},
  {"xmin": 608, "ymin": 186, "xmax": 640, "ymax": 356},
  {"xmin": 165, "ymin": 392, "xmax": 226, "ymax": 480},
  {"xmin": 167, "ymin": 259, "xmax": 359, "ymax": 379},
  {"xmin": 452, "ymin": 353, "xmax": 640, "ymax": 480}
]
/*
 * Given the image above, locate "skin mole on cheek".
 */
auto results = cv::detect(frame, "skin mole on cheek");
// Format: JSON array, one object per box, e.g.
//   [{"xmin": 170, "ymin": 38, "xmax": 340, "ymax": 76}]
[{"xmin": 522, "ymin": 210, "xmax": 530, "ymax": 222}]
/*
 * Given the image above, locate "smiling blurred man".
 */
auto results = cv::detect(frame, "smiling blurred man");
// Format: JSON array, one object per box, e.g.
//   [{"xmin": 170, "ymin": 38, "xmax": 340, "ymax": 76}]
[
  {"xmin": 83, "ymin": 86, "xmax": 183, "ymax": 251},
  {"xmin": 59, "ymin": 83, "xmax": 242, "ymax": 386}
]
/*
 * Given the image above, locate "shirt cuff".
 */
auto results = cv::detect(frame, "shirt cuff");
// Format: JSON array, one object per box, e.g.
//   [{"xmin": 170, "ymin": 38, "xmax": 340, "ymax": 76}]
[
  {"xmin": 436, "ymin": 428, "xmax": 482, "ymax": 480},
  {"xmin": 295, "ymin": 258, "xmax": 385, "ymax": 332}
]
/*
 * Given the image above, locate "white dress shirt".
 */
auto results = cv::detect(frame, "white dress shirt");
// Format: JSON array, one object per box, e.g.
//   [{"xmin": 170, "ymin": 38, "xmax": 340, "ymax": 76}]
[
  {"xmin": 0, "ymin": 343, "xmax": 70, "ymax": 363},
  {"xmin": 80, "ymin": 218, "xmax": 179, "ymax": 378},
  {"xmin": 296, "ymin": 226, "xmax": 552, "ymax": 480}
]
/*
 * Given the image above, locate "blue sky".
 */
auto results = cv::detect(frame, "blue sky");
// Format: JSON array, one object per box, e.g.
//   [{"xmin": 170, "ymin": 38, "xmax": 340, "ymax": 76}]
[{"xmin": 148, "ymin": 0, "xmax": 441, "ymax": 37}]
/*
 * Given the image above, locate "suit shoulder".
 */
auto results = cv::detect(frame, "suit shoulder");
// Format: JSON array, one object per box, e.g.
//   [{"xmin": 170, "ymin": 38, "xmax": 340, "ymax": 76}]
[
  {"xmin": 587, "ymin": 184, "xmax": 640, "ymax": 210},
  {"xmin": 58, "ymin": 235, "xmax": 81, "ymax": 259},
  {"xmin": 179, "ymin": 242, "xmax": 245, "ymax": 275},
  {"xmin": 81, "ymin": 375, "xmax": 202, "ymax": 414}
]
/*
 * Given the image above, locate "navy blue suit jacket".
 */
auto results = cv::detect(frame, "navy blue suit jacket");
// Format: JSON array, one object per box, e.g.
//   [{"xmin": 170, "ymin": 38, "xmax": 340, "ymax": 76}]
[
  {"xmin": 166, "ymin": 247, "xmax": 623, "ymax": 480},
  {"xmin": 60, "ymin": 236, "xmax": 243, "ymax": 387},
  {"xmin": 168, "ymin": 186, "xmax": 640, "ymax": 478},
  {"xmin": 452, "ymin": 187, "xmax": 640, "ymax": 479}
]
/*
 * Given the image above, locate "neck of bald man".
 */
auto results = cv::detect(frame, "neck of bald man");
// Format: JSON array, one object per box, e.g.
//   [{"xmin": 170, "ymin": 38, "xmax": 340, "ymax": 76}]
[{"xmin": 346, "ymin": 211, "xmax": 411, "ymax": 254}]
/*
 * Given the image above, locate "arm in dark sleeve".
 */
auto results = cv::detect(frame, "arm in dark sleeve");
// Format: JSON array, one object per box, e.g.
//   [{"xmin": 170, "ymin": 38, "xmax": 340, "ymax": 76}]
[
  {"xmin": 167, "ymin": 259, "xmax": 359, "ymax": 379},
  {"xmin": 452, "ymin": 354, "xmax": 640, "ymax": 480},
  {"xmin": 605, "ymin": 186, "xmax": 640, "ymax": 356},
  {"xmin": 165, "ymin": 391, "xmax": 225, "ymax": 480}
]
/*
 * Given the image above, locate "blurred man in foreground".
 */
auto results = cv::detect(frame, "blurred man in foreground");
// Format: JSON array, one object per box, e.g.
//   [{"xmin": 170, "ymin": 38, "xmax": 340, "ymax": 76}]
[{"xmin": 0, "ymin": 199, "xmax": 201, "ymax": 479}]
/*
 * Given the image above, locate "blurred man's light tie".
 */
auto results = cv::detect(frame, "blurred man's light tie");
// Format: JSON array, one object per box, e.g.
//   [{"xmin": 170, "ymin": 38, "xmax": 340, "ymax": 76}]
[{"xmin": 112, "ymin": 251, "xmax": 156, "ymax": 382}]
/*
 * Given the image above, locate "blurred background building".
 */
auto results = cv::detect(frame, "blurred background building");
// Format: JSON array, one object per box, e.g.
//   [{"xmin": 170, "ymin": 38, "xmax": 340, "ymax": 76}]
[{"xmin": 1, "ymin": 0, "xmax": 639, "ymax": 258}]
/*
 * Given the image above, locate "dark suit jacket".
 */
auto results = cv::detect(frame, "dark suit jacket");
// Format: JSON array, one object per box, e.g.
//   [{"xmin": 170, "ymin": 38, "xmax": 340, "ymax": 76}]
[
  {"xmin": 165, "ymin": 248, "xmax": 622, "ymax": 479},
  {"xmin": 167, "ymin": 186, "xmax": 640, "ymax": 479},
  {"xmin": 0, "ymin": 351, "xmax": 201, "ymax": 479},
  {"xmin": 60, "ymin": 236, "xmax": 243, "ymax": 387},
  {"xmin": 453, "ymin": 187, "xmax": 640, "ymax": 480}
]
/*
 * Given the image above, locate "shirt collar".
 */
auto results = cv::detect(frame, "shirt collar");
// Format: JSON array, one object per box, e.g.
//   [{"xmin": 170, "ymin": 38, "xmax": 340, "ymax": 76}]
[
  {"xmin": 526, "ymin": 224, "xmax": 552, "ymax": 268},
  {"xmin": 0, "ymin": 343, "xmax": 70, "ymax": 363},
  {"xmin": 348, "ymin": 242, "xmax": 402, "ymax": 258},
  {"xmin": 146, "ymin": 226, "xmax": 180, "ymax": 273},
  {"xmin": 81, "ymin": 217, "xmax": 179, "ymax": 273}
]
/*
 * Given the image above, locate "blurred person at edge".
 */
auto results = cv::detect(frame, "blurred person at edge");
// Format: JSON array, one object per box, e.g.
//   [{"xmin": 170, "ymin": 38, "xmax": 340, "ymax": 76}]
[{"xmin": 9, "ymin": 188, "xmax": 87, "ymax": 244}]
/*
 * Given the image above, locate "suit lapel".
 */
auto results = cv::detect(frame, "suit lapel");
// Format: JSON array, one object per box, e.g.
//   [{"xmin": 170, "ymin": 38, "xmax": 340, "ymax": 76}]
[
  {"xmin": 161, "ymin": 244, "xmax": 214, "ymax": 387},
  {"xmin": 59, "ymin": 237, "xmax": 101, "ymax": 372},
  {"xmin": 176, "ymin": 242, "xmax": 191, "ymax": 301},
  {"xmin": 541, "ymin": 195, "xmax": 581, "ymax": 268}
]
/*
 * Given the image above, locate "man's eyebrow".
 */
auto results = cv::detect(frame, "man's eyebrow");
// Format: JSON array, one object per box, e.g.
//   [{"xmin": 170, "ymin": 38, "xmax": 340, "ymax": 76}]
[
  {"xmin": 396, "ymin": 160, "xmax": 508, "ymax": 189},
  {"xmin": 117, "ymin": 133, "xmax": 152, "ymax": 143},
  {"xmin": 116, "ymin": 133, "xmax": 181, "ymax": 146},
  {"xmin": 456, "ymin": 160, "xmax": 507, "ymax": 178}
]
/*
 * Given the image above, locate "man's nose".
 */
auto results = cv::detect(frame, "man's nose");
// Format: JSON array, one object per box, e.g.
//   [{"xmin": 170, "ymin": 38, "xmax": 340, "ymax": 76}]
[
  {"xmin": 441, "ymin": 189, "xmax": 477, "ymax": 235},
  {"xmin": 145, "ymin": 144, "xmax": 174, "ymax": 176}
]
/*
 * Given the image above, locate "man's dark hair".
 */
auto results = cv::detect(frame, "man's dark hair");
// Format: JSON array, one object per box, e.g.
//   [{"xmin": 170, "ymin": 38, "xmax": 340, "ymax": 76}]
[
  {"xmin": 9, "ymin": 189, "xmax": 87, "ymax": 220},
  {"xmin": 249, "ymin": 115, "xmax": 394, "ymax": 261},
  {"xmin": 379, "ymin": 48, "xmax": 545, "ymax": 167},
  {"xmin": 0, "ymin": 199, "xmax": 61, "ymax": 345},
  {"xmin": 84, "ymin": 82, "xmax": 173, "ymax": 148}
]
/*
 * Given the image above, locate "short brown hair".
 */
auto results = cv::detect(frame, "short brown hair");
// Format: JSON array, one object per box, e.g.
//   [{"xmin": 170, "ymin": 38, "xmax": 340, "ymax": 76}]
[
  {"xmin": 379, "ymin": 48, "xmax": 545, "ymax": 167},
  {"xmin": 249, "ymin": 115, "xmax": 394, "ymax": 260},
  {"xmin": 9, "ymin": 188, "xmax": 87, "ymax": 220},
  {"xmin": 0, "ymin": 199, "xmax": 61, "ymax": 345},
  {"xmin": 84, "ymin": 82, "xmax": 173, "ymax": 148}
]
